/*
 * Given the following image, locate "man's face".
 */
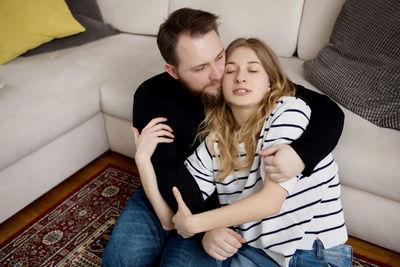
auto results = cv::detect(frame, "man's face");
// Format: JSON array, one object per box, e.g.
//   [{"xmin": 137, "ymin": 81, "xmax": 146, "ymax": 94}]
[{"xmin": 167, "ymin": 30, "xmax": 225, "ymax": 106}]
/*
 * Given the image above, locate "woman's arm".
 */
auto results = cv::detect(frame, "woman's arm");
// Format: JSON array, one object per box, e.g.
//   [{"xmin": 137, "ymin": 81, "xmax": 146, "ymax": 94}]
[
  {"xmin": 133, "ymin": 118, "xmax": 175, "ymax": 230},
  {"xmin": 135, "ymin": 156, "xmax": 175, "ymax": 230},
  {"xmin": 172, "ymin": 177, "xmax": 288, "ymax": 236}
]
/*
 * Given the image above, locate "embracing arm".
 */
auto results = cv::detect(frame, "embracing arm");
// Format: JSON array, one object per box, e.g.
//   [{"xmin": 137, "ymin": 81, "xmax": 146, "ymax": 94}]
[
  {"xmin": 173, "ymin": 178, "xmax": 287, "ymax": 235},
  {"xmin": 135, "ymin": 156, "xmax": 175, "ymax": 230},
  {"xmin": 292, "ymin": 84, "xmax": 344, "ymax": 175},
  {"xmin": 133, "ymin": 121, "xmax": 175, "ymax": 230}
]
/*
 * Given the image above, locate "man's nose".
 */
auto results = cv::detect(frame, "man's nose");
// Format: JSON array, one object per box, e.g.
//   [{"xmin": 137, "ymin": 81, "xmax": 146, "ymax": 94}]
[{"xmin": 209, "ymin": 64, "xmax": 223, "ymax": 80}]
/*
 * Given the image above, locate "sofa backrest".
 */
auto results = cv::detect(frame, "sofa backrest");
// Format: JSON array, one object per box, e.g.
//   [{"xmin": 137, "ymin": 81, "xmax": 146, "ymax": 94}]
[
  {"xmin": 96, "ymin": 0, "xmax": 168, "ymax": 35},
  {"xmin": 297, "ymin": 0, "xmax": 345, "ymax": 60},
  {"xmin": 96, "ymin": 0, "xmax": 344, "ymax": 59},
  {"xmin": 97, "ymin": 0, "xmax": 304, "ymax": 58},
  {"xmin": 168, "ymin": 0, "xmax": 304, "ymax": 58}
]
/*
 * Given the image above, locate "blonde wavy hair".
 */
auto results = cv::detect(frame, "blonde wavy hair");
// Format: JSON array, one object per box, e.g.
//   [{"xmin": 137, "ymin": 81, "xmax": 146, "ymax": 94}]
[{"xmin": 197, "ymin": 38, "xmax": 296, "ymax": 181}]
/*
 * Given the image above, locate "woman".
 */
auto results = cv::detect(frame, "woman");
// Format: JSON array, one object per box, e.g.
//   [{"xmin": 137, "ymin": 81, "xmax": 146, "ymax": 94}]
[{"xmin": 134, "ymin": 38, "xmax": 352, "ymax": 266}]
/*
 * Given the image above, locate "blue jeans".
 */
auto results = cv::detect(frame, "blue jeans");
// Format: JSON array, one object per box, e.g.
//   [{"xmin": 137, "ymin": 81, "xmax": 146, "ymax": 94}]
[
  {"xmin": 229, "ymin": 239, "xmax": 352, "ymax": 267},
  {"xmin": 102, "ymin": 188, "xmax": 223, "ymax": 267}
]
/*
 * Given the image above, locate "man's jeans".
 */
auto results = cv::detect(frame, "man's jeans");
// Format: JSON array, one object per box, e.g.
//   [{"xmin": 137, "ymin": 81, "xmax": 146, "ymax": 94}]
[
  {"xmin": 102, "ymin": 188, "xmax": 222, "ymax": 267},
  {"xmin": 229, "ymin": 239, "xmax": 353, "ymax": 267}
]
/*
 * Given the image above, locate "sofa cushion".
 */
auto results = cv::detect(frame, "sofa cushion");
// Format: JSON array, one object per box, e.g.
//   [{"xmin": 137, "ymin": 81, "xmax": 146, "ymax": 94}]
[
  {"xmin": 303, "ymin": 0, "xmax": 400, "ymax": 130},
  {"xmin": 297, "ymin": 0, "xmax": 345, "ymax": 60},
  {"xmin": 66, "ymin": 0, "xmax": 104, "ymax": 21},
  {"xmin": 22, "ymin": 0, "xmax": 119, "ymax": 57},
  {"xmin": 96, "ymin": 0, "xmax": 168, "ymax": 35},
  {"xmin": 21, "ymin": 15, "xmax": 119, "ymax": 57},
  {"xmin": 280, "ymin": 56, "xmax": 400, "ymax": 202},
  {"xmin": 0, "ymin": 0, "xmax": 85, "ymax": 64},
  {"xmin": 0, "ymin": 34, "xmax": 155, "ymax": 171},
  {"xmin": 168, "ymin": 0, "xmax": 303, "ymax": 57},
  {"xmin": 101, "ymin": 54, "xmax": 165, "ymax": 122}
]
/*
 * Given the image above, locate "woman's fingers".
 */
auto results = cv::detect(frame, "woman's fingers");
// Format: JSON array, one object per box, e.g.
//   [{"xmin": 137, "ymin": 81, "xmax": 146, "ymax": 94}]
[
  {"xmin": 150, "ymin": 129, "xmax": 174, "ymax": 140},
  {"xmin": 142, "ymin": 123, "xmax": 174, "ymax": 137},
  {"xmin": 142, "ymin": 117, "xmax": 169, "ymax": 130},
  {"xmin": 157, "ymin": 137, "xmax": 174, "ymax": 143}
]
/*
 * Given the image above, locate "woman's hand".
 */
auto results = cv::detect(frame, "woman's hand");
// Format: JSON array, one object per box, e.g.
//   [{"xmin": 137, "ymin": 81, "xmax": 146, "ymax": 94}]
[
  {"xmin": 172, "ymin": 187, "xmax": 195, "ymax": 238},
  {"xmin": 133, "ymin": 117, "xmax": 174, "ymax": 161}
]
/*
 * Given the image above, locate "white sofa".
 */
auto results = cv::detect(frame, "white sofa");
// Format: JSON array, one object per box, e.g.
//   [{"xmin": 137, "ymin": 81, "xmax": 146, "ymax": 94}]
[{"xmin": 1, "ymin": 0, "xmax": 399, "ymax": 253}]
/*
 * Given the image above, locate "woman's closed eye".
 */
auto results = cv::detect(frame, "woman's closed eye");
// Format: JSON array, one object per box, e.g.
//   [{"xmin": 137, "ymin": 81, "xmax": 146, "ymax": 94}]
[
  {"xmin": 225, "ymin": 67, "xmax": 236, "ymax": 74},
  {"xmin": 248, "ymin": 67, "xmax": 260, "ymax": 73}
]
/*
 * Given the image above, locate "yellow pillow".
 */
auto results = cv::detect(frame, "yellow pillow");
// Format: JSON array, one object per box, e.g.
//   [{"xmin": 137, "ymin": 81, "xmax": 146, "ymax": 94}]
[{"xmin": 0, "ymin": 0, "xmax": 85, "ymax": 64}]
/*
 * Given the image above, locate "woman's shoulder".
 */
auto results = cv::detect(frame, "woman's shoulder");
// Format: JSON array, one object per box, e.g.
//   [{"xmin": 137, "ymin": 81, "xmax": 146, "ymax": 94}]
[{"xmin": 273, "ymin": 96, "xmax": 311, "ymax": 117}]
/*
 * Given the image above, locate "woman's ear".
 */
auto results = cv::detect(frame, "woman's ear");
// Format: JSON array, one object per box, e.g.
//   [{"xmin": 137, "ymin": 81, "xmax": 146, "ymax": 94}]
[
  {"xmin": 266, "ymin": 80, "xmax": 271, "ymax": 92},
  {"xmin": 165, "ymin": 64, "xmax": 179, "ymax": 80}
]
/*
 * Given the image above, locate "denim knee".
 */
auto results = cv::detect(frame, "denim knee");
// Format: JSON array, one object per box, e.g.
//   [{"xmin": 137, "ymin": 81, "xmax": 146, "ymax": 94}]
[
  {"xmin": 320, "ymin": 241, "xmax": 353, "ymax": 267},
  {"xmin": 102, "ymin": 188, "xmax": 170, "ymax": 266},
  {"xmin": 290, "ymin": 239, "xmax": 353, "ymax": 267}
]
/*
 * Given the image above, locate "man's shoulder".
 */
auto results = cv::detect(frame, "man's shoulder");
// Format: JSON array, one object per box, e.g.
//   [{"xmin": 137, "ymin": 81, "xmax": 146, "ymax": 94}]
[{"xmin": 136, "ymin": 72, "xmax": 178, "ymax": 95}]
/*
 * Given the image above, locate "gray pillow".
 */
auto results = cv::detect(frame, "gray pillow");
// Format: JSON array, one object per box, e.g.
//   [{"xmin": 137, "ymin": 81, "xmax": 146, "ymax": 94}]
[
  {"xmin": 21, "ymin": 0, "xmax": 119, "ymax": 56},
  {"xmin": 66, "ymin": 0, "xmax": 103, "ymax": 21},
  {"xmin": 22, "ymin": 15, "xmax": 119, "ymax": 56},
  {"xmin": 304, "ymin": 0, "xmax": 400, "ymax": 130}
]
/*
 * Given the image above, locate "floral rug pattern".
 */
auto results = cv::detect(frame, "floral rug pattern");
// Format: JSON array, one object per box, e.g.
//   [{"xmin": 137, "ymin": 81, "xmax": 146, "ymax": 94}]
[{"xmin": 0, "ymin": 166, "xmax": 140, "ymax": 266}]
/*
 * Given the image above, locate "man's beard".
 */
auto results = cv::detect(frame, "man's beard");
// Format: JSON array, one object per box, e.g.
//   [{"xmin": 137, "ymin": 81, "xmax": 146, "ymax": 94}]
[
  {"xmin": 180, "ymin": 79, "xmax": 223, "ymax": 108},
  {"xmin": 201, "ymin": 85, "xmax": 223, "ymax": 108}
]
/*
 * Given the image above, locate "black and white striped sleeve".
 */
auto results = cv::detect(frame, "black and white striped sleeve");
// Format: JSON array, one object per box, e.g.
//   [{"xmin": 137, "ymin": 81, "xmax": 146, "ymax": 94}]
[{"xmin": 263, "ymin": 97, "xmax": 311, "ymax": 194}]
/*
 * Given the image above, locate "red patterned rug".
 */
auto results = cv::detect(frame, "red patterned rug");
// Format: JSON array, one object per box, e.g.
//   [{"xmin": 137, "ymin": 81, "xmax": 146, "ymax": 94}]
[
  {"xmin": 0, "ymin": 165, "xmax": 141, "ymax": 266},
  {"xmin": 0, "ymin": 165, "xmax": 390, "ymax": 266}
]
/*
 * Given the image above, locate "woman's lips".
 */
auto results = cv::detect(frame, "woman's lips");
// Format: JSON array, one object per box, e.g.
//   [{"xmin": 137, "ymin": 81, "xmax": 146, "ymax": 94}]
[{"xmin": 233, "ymin": 88, "xmax": 251, "ymax": 95}]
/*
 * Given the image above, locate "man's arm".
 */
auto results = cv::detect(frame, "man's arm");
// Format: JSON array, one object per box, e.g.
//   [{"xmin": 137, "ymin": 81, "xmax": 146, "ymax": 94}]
[
  {"xmin": 133, "ymin": 84, "xmax": 208, "ymax": 214},
  {"xmin": 292, "ymin": 83, "xmax": 345, "ymax": 176}
]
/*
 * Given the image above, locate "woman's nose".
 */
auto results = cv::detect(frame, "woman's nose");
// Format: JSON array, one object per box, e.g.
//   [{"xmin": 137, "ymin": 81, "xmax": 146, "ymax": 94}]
[{"xmin": 236, "ymin": 71, "xmax": 246, "ymax": 83}]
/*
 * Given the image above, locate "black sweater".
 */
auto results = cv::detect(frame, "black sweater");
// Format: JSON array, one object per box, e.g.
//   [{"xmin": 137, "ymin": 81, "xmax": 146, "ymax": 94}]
[{"xmin": 133, "ymin": 72, "xmax": 344, "ymax": 214}]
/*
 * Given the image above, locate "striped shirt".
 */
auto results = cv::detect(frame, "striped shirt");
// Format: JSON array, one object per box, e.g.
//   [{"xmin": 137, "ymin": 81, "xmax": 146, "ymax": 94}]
[{"xmin": 185, "ymin": 96, "xmax": 348, "ymax": 266}]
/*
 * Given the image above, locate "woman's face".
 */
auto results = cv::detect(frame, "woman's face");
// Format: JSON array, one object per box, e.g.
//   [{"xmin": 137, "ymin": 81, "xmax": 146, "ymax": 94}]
[{"xmin": 222, "ymin": 46, "xmax": 270, "ymax": 111}]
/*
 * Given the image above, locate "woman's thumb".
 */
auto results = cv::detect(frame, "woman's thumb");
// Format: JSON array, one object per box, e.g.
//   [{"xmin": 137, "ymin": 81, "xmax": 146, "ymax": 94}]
[
  {"xmin": 173, "ymin": 187, "xmax": 191, "ymax": 214},
  {"xmin": 173, "ymin": 187, "xmax": 183, "ymax": 206}
]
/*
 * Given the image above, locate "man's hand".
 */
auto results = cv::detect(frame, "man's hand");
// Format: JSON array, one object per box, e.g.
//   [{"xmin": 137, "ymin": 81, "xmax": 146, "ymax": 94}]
[
  {"xmin": 258, "ymin": 144, "xmax": 305, "ymax": 183},
  {"xmin": 172, "ymin": 187, "xmax": 195, "ymax": 238},
  {"xmin": 202, "ymin": 228, "xmax": 246, "ymax": 261}
]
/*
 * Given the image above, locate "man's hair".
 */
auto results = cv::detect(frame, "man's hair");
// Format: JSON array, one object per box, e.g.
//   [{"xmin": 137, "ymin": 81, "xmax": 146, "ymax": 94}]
[{"xmin": 157, "ymin": 8, "xmax": 219, "ymax": 67}]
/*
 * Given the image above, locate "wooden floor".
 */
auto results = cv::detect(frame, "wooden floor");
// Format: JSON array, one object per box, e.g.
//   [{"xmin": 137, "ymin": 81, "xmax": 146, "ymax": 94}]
[{"xmin": 1, "ymin": 150, "xmax": 399, "ymax": 266}]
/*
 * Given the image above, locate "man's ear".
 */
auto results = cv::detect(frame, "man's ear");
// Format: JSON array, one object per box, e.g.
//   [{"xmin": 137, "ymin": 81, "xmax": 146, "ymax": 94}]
[{"xmin": 164, "ymin": 64, "xmax": 179, "ymax": 80}]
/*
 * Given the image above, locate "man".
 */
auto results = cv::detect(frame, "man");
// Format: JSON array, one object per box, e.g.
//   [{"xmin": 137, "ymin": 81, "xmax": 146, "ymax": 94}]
[{"xmin": 102, "ymin": 8, "xmax": 344, "ymax": 266}]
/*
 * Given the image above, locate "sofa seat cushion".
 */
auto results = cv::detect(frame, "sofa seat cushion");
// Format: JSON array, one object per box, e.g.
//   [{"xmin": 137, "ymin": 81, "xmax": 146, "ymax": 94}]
[
  {"xmin": 101, "ymin": 54, "xmax": 165, "ymax": 122},
  {"xmin": 0, "ymin": 33, "xmax": 156, "ymax": 170},
  {"xmin": 280, "ymin": 57, "xmax": 400, "ymax": 202}
]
